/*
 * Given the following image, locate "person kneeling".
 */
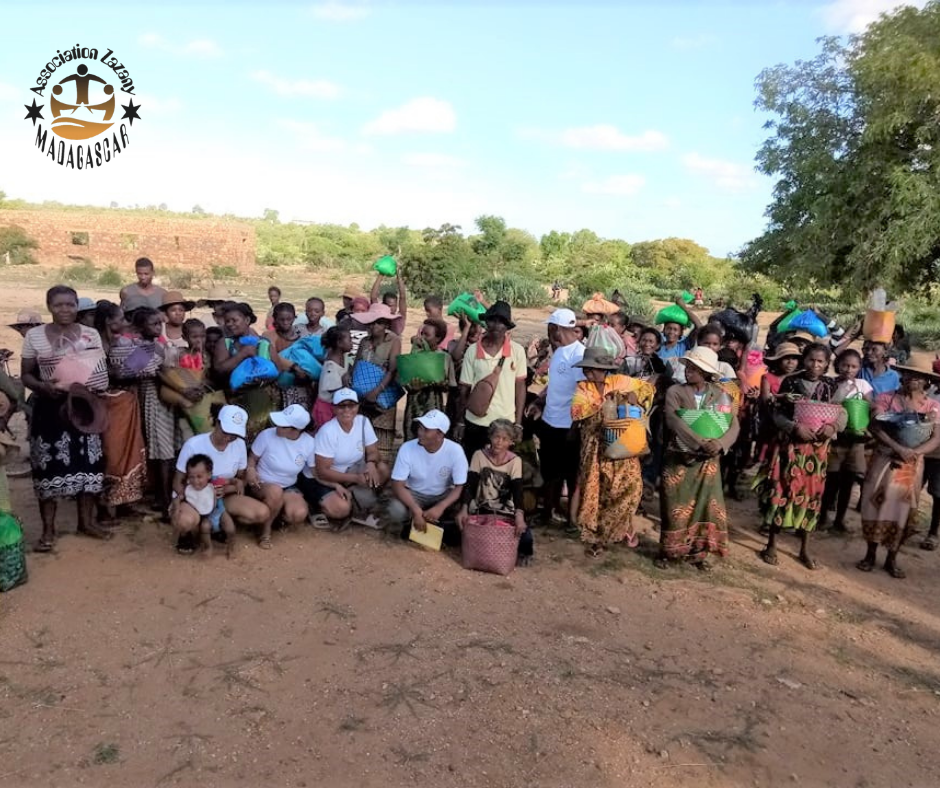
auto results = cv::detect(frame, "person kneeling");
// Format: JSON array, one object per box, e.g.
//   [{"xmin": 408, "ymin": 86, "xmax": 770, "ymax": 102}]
[
  {"xmin": 387, "ymin": 410, "xmax": 467, "ymax": 545},
  {"xmin": 183, "ymin": 454, "xmax": 236, "ymax": 558}
]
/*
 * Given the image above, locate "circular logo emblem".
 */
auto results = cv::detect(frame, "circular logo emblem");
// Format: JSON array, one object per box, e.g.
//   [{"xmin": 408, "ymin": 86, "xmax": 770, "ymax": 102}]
[{"xmin": 438, "ymin": 466, "xmax": 451, "ymax": 479}]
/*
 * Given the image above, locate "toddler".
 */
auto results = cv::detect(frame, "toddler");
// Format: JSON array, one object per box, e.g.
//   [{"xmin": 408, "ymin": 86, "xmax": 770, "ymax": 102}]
[{"xmin": 184, "ymin": 454, "xmax": 235, "ymax": 558}]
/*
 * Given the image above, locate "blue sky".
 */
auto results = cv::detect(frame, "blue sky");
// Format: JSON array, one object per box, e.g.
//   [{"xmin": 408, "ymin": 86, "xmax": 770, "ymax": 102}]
[{"xmin": 0, "ymin": 0, "xmax": 921, "ymax": 257}]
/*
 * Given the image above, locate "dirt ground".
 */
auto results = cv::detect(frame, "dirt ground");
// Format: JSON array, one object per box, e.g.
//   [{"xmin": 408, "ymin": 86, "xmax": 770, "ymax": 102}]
[{"xmin": 2, "ymin": 271, "xmax": 940, "ymax": 788}]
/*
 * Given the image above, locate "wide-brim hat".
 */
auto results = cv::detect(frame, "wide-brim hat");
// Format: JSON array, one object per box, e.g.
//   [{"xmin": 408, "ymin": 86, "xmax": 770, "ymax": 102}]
[
  {"xmin": 573, "ymin": 346, "xmax": 619, "ymax": 371},
  {"xmin": 787, "ymin": 330, "xmax": 816, "ymax": 344},
  {"xmin": 482, "ymin": 300, "xmax": 516, "ymax": 329},
  {"xmin": 196, "ymin": 285, "xmax": 232, "ymax": 308},
  {"xmin": 158, "ymin": 290, "xmax": 196, "ymax": 312},
  {"xmin": 355, "ymin": 303, "xmax": 405, "ymax": 334},
  {"xmin": 122, "ymin": 294, "xmax": 153, "ymax": 314},
  {"xmin": 895, "ymin": 363, "xmax": 940, "ymax": 384},
  {"xmin": 60, "ymin": 383, "xmax": 109, "ymax": 435},
  {"xmin": 765, "ymin": 342, "xmax": 802, "ymax": 362},
  {"xmin": 680, "ymin": 346, "xmax": 721, "ymax": 379},
  {"xmin": 342, "ymin": 286, "xmax": 364, "ymax": 300},
  {"xmin": 8, "ymin": 309, "xmax": 43, "ymax": 330}
]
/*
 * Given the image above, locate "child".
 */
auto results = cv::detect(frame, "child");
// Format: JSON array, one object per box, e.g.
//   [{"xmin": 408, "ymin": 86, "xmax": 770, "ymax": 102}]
[
  {"xmin": 759, "ymin": 343, "xmax": 845, "ymax": 569},
  {"xmin": 265, "ymin": 286, "xmax": 282, "ymax": 332},
  {"xmin": 457, "ymin": 419, "xmax": 533, "ymax": 566},
  {"xmin": 183, "ymin": 454, "xmax": 235, "ymax": 558},
  {"xmin": 180, "ymin": 319, "xmax": 207, "ymax": 371},
  {"xmin": 820, "ymin": 349, "xmax": 873, "ymax": 532},
  {"xmin": 760, "ymin": 342, "xmax": 802, "ymax": 405},
  {"xmin": 313, "ymin": 326, "xmax": 351, "ymax": 427}
]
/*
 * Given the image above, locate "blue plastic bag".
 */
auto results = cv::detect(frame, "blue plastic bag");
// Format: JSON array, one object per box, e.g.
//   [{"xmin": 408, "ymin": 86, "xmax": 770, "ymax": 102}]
[
  {"xmin": 280, "ymin": 336, "xmax": 326, "ymax": 382},
  {"xmin": 230, "ymin": 357, "xmax": 278, "ymax": 390},
  {"xmin": 789, "ymin": 310, "xmax": 829, "ymax": 338}
]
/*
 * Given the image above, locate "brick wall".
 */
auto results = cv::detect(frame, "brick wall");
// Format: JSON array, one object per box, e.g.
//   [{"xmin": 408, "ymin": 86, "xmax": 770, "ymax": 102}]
[{"xmin": 0, "ymin": 209, "xmax": 256, "ymax": 272}]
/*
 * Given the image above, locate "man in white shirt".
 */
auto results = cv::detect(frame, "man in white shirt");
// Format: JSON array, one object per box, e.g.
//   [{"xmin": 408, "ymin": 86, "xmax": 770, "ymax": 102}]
[
  {"xmin": 526, "ymin": 308, "xmax": 585, "ymax": 526},
  {"xmin": 386, "ymin": 410, "xmax": 468, "ymax": 544}
]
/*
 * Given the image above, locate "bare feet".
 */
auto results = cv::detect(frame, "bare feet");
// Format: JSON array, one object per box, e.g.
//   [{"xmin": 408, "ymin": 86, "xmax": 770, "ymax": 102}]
[
  {"xmin": 759, "ymin": 547, "xmax": 778, "ymax": 565},
  {"xmin": 799, "ymin": 552, "xmax": 818, "ymax": 570},
  {"xmin": 856, "ymin": 558, "xmax": 874, "ymax": 572}
]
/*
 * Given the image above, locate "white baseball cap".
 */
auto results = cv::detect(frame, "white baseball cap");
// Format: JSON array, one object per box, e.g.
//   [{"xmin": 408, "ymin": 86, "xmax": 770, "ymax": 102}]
[
  {"xmin": 77, "ymin": 297, "xmax": 97, "ymax": 313},
  {"xmin": 545, "ymin": 308, "xmax": 577, "ymax": 328},
  {"xmin": 415, "ymin": 409, "xmax": 450, "ymax": 434},
  {"xmin": 270, "ymin": 404, "xmax": 311, "ymax": 430},
  {"xmin": 332, "ymin": 388, "xmax": 359, "ymax": 405},
  {"xmin": 217, "ymin": 405, "xmax": 248, "ymax": 438}
]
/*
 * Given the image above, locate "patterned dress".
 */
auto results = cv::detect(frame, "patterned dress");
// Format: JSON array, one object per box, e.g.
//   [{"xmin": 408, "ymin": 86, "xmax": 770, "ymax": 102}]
[
  {"xmin": 21, "ymin": 324, "xmax": 108, "ymax": 500},
  {"xmin": 571, "ymin": 375, "xmax": 654, "ymax": 548},
  {"xmin": 357, "ymin": 331, "xmax": 400, "ymax": 462}
]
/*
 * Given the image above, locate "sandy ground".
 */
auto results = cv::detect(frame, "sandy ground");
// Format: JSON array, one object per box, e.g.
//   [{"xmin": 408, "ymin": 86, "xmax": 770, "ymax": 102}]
[{"xmin": 2, "ymin": 271, "xmax": 940, "ymax": 788}]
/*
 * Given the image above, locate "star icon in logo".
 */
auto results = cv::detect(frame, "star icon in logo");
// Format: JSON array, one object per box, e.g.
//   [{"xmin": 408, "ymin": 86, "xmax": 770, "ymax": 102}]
[
  {"xmin": 24, "ymin": 98, "xmax": 44, "ymax": 126},
  {"xmin": 121, "ymin": 99, "xmax": 142, "ymax": 125}
]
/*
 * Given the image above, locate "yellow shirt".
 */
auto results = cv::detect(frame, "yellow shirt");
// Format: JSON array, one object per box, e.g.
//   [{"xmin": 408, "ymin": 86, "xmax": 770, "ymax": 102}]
[{"xmin": 460, "ymin": 336, "xmax": 527, "ymax": 427}]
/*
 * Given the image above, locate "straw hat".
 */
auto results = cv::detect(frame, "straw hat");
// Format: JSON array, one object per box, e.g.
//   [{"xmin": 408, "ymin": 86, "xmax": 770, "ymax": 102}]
[
  {"xmin": 765, "ymin": 342, "xmax": 802, "ymax": 362},
  {"xmin": 60, "ymin": 384, "xmax": 109, "ymax": 435},
  {"xmin": 196, "ymin": 285, "xmax": 232, "ymax": 308},
  {"xmin": 158, "ymin": 290, "xmax": 196, "ymax": 312},
  {"xmin": 680, "ymin": 346, "xmax": 721, "ymax": 378},
  {"xmin": 8, "ymin": 310, "xmax": 43, "ymax": 330},
  {"xmin": 894, "ymin": 362, "xmax": 940, "ymax": 384}
]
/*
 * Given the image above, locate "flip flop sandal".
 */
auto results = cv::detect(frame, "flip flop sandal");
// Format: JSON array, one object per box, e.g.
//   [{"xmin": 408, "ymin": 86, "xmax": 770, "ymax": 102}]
[
  {"xmin": 34, "ymin": 538, "xmax": 55, "ymax": 553},
  {"xmin": 258, "ymin": 535, "xmax": 273, "ymax": 550},
  {"xmin": 856, "ymin": 559, "xmax": 874, "ymax": 572},
  {"xmin": 309, "ymin": 514, "xmax": 331, "ymax": 530},
  {"xmin": 352, "ymin": 514, "xmax": 383, "ymax": 530},
  {"xmin": 77, "ymin": 523, "xmax": 113, "ymax": 540},
  {"xmin": 584, "ymin": 545, "xmax": 604, "ymax": 559},
  {"xmin": 759, "ymin": 548, "xmax": 778, "ymax": 566},
  {"xmin": 921, "ymin": 536, "xmax": 939, "ymax": 551}
]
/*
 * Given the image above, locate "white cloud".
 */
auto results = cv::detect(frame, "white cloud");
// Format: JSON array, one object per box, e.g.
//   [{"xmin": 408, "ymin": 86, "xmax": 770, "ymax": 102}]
[
  {"xmin": 251, "ymin": 70, "xmax": 341, "ymax": 99},
  {"xmin": 362, "ymin": 97, "xmax": 456, "ymax": 135},
  {"xmin": 519, "ymin": 125, "xmax": 668, "ymax": 152},
  {"xmin": 278, "ymin": 119, "xmax": 370, "ymax": 154},
  {"xmin": 310, "ymin": 1, "xmax": 370, "ymax": 21},
  {"xmin": 138, "ymin": 33, "xmax": 224, "ymax": 58},
  {"xmin": 581, "ymin": 174, "xmax": 646, "ymax": 196},
  {"xmin": 682, "ymin": 152, "xmax": 758, "ymax": 192},
  {"xmin": 670, "ymin": 33, "xmax": 717, "ymax": 51},
  {"xmin": 818, "ymin": 0, "xmax": 926, "ymax": 33},
  {"xmin": 402, "ymin": 153, "xmax": 466, "ymax": 169}
]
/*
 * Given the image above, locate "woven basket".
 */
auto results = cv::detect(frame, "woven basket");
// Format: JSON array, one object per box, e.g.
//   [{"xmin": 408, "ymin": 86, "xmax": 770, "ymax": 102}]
[
  {"xmin": 397, "ymin": 352, "xmax": 447, "ymax": 387},
  {"xmin": 674, "ymin": 408, "xmax": 731, "ymax": 453},
  {"xmin": 794, "ymin": 400, "xmax": 843, "ymax": 432},
  {"xmin": 602, "ymin": 416, "xmax": 648, "ymax": 460},
  {"xmin": 461, "ymin": 515, "xmax": 519, "ymax": 576},
  {"xmin": 894, "ymin": 418, "xmax": 934, "ymax": 448},
  {"xmin": 842, "ymin": 398, "xmax": 870, "ymax": 434}
]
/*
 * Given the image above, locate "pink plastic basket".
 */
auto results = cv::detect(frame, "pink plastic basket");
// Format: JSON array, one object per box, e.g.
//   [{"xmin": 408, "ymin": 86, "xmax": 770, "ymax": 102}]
[
  {"xmin": 794, "ymin": 400, "xmax": 843, "ymax": 432},
  {"xmin": 461, "ymin": 515, "xmax": 519, "ymax": 576}
]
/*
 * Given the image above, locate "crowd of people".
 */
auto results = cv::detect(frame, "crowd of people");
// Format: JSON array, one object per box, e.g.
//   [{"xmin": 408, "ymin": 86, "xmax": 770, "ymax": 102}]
[{"xmin": 0, "ymin": 255, "xmax": 936, "ymax": 584}]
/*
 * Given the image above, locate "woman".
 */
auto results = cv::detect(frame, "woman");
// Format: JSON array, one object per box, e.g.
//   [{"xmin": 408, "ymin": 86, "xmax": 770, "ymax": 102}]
[
  {"xmin": 95, "ymin": 301, "xmax": 147, "ymax": 518},
  {"xmin": 159, "ymin": 290, "xmax": 195, "ymax": 359},
  {"xmin": 214, "ymin": 303, "xmax": 277, "ymax": 441},
  {"xmin": 132, "ymin": 307, "xmax": 178, "ymax": 519},
  {"xmin": 402, "ymin": 318, "xmax": 456, "ymax": 439},
  {"xmin": 569, "ymin": 347, "xmax": 654, "ymax": 558},
  {"xmin": 246, "ymin": 404, "xmax": 315, "ymax": 549},
  {"xmin": 171, "ymin": 404, "xmax": 270, "ymax": 552},
  {"xmin": 263, "ymin": 302, "xmax": 313, "ymax": 411},
  {"xmin": 21, "ymin": 285, "xmax": 111, "ymax": 550},
  {"xmin": 659, "ymin": 346, "xmax": 740, "ymax": 569},
  {"xmin": 759, "ymin": 343, "xmax": 844, "ymax": 569},
  {"xmin": 857, "ymin": 365, "xmax": 940, "ymax": 578},
  {"xmin": 353, "ymin": 303, "xmax": 403, "ymax": 462},
  {"xmin": 297, "ymin": 388, "xmax": 389, "ymax": 527}
]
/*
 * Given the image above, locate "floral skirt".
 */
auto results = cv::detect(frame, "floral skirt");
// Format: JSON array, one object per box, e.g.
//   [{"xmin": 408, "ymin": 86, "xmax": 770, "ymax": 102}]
[
  {"xmin": 759, "ymin": 439, "xmax": 829, "ymax": 532},
  {"xmin": 660, "ymin": 451, "xmax": 729, "ymax": 559},
  {"xmin": 861, "ymin": 452, "xmax": 922, "ymax": 551},
  {"xmin": 29, "ymin": 394, "xmax": 104, "ymax": 501}
]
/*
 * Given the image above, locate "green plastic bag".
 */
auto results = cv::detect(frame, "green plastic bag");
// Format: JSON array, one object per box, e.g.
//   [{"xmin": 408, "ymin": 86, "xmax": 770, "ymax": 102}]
[
  {"xmin": 782, "ymin": 300, "xmax": 798, "ymax": 312},
  {"xmin": 777, "ymin": 308, "xmax": 803, "ymax": 333},
  {"xmin": 0, "ymin": 512, "xmax": 27, "ymax": 592},
  {"xmin": 681, "ymin": 291, "xmax": 694, "ymax": 304},
  {"xmin": 653, "ymin": 304, "xmax": 691, "ymax": 327},
  {"xmin": 373, "ymin": 255, "xmax": 397, "ymax": 276},
  {"xmin": 447, "ymin": 293, "xmax": 485, "ymax": 324}
]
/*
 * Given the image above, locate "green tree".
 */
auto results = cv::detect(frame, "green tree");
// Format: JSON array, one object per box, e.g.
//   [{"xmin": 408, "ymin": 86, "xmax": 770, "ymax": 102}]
[{"xmin": 741, "ymin": 3, "xmax": 940, "ymax": 292}]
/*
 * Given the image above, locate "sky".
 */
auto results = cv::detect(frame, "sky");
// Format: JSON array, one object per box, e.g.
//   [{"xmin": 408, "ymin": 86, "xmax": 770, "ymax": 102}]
[{"xmin": 0, "ymin": 0, "xmax": 925, "ymax": 258}]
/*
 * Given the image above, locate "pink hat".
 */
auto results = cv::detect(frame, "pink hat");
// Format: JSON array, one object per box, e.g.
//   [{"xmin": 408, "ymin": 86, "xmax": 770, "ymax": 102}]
[{"xmin": 355, "ymin": 303, "xmax": 404, "ymax": 334}]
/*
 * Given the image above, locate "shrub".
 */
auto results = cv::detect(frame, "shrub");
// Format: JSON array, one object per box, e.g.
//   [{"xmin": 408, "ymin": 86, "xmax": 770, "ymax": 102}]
[
  {"xmin": 211, "ymin": 264, "xmax": 238, "ymax": 279},
  {"xmin": 0, "ymin": 225, "xmax": 38, "ymax": 265},
  {"xmin": 60, "ymin": 257, "xmax": 98, "ymax": 283},
  {"xmin": 480, "ymin": 274, "xmax": 548, "ymax": 308},
  {"xmin": 97, "ymin": 266, "xmax": 122, "ymax": 287},
  {"xmin": 161, "ymin": 267, "xmax": 194, "ymax": 289}
]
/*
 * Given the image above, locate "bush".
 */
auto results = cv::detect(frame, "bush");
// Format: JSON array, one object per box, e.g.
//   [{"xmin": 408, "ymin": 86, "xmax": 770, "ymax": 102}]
[
  {"xmin": 60, "ymin": 257, "xmax": 97, "ymax": 283},
  {"xmin": 480, "ymin": 274, "xmax": 548, "ymax": 308},
  {"xmin": 0, "ymin": 225, "xmax": 38, "ymax": 265},
  {"xmin": 161, "ymin": 267, "xmax": 194, "ymax": 289},
  {"xmin": 97, "ymin": 266, "xmax": 122, "ymax": 287},
  {"xmin": 211, "ymin": 264, "xmax": 238, "ymax": 279}
]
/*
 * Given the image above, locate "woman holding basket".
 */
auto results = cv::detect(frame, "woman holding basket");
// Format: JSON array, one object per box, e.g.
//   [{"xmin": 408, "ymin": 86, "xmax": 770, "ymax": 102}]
[
  {"xmin": 569, "ymin": 347, "xmax": 654, "ymax": 558},
  {"xmin": 857, "ymin": 364, "xmax": 940, "ymax": 578},
  {"xmin": 658, "ymin": 347, "xmax": 739, "ymax": 569}
]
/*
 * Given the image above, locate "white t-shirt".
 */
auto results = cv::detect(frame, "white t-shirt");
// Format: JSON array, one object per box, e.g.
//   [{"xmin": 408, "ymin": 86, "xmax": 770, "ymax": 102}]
[
  {"xmin": 391, "ymin": 438, "xmax": 468, "ymax": 497},
  {"xmin": 318, "ymin": 359, "xmax": 347, "ymax": 403},
  {"xmin": 184, "ymin": 484, "xmax": 216, "ymax": 516},
  {"xmin": 313, "ymin": 415, "xmax": 378, "ymax": 474},
  {"xmin": 176, "ymin": 433, "xmax": 248, "ymax": 481},
  {"xmin": 251, "ymin": 427, "xmax": 316, "ymax": 488},
  {"xmin": 543, "ymin": 341, "xmax": 586, "ymax": 429},
  {"xmin": 834, "ymin": 378, "xmax": 873, "ymax": 403}
]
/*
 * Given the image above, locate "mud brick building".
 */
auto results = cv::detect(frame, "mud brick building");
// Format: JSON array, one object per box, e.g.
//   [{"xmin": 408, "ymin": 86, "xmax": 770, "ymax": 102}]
[{"xmin": 0, "ymin": 209, "xmax": 256, "ymax": 272}]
